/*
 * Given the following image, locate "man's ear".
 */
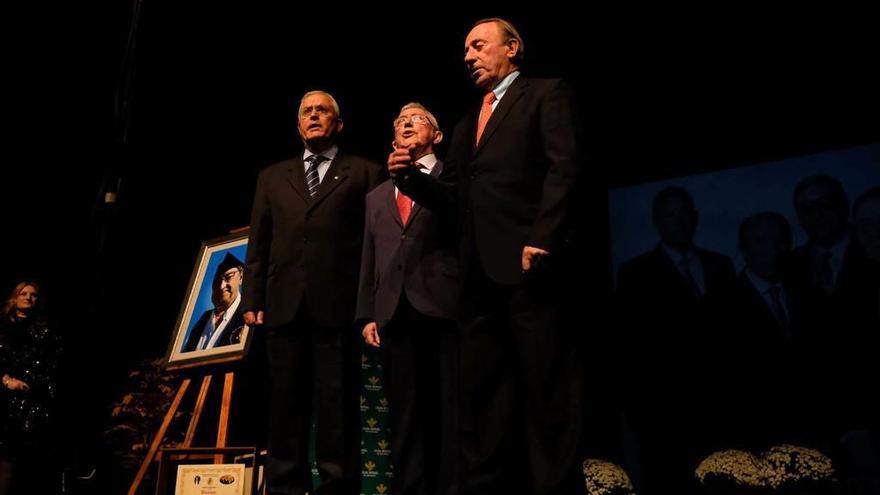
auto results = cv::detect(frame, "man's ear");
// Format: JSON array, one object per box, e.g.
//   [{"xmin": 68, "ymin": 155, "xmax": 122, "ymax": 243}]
[
  {"xmin": 432, "ymin": 130, "xmax": 444, "ymax": 145},
  {"xmin": 506, "ymin": 39, "xmax": 520, "ymax": 60},
  {"xmin": 335, "ymin": 118, "xmax": 344, "ymax": 133}
]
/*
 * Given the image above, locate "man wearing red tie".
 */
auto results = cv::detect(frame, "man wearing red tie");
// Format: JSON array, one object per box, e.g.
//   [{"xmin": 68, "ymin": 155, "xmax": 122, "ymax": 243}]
[
  {"xmin": 357, "ymin": 103, "xmax": 460, "ymax": 495},
  {"xmin": 390, "ymin": 18, "xmax": 585, "ymax": 495}
]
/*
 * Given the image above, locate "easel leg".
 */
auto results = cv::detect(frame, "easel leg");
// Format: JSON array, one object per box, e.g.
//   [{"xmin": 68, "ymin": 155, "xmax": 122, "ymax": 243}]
[
  {"xmin": 183, "ymin": 375, "xmax": 214, "ymax": 447},
  {"xmin": 127, "ymin": 378, "xmax": 191, "ymax": 495},
  {"xmin": 215, "ymin": 371, "xmax": 235, "ymax": 463}
]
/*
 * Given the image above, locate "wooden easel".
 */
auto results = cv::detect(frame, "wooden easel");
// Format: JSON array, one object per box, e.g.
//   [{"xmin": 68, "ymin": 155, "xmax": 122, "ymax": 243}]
[{"xmin": 127, "ymin": 370, "xmax": 237, "ymax": 495}]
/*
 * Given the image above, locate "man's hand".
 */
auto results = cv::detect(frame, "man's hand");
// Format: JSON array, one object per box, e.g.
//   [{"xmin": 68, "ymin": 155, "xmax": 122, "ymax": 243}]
[
  {"xmin": 387, "ymin": 143, "xmax": 415, "ymax": 177},
  {"xmin": 362, "ymin": 322, "xmax": 381, "ymax": 348},
  {"xmin": 2, "ymin": 374, "xmax": 29, "ymax": 392},
  {"xmin": 243, "ymin": 310, "xmax": 264, "ymax": 326},
  {"xmin": 522, "ymin": 246, "xmax": 550, "ymax": 273}
]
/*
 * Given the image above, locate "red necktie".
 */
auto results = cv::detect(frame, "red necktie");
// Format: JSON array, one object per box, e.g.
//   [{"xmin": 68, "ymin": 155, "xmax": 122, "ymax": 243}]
[
  {"xmin": 475, "ymin": 91, "xmax": 496, "ymax": 145},
  {"xmin": 397, "ymin": 163, "xmax": 425, "ymax": 224},
  {"xmin": 397, "ymin": 188, "xmax": 412, "ymax": 225}
]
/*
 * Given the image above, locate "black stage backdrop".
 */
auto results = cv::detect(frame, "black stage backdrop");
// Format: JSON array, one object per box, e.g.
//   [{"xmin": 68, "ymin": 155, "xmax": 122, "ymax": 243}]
[{"xmin": 1, "ymin": 3, "xmax": 877, "ymax": 492}]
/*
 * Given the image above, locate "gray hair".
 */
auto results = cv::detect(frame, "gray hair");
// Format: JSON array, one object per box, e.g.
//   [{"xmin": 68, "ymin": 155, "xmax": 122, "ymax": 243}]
[
  {"xmin": 399, "ymin": 102, "xmax": 440, "ymax": 130},
  {"xmin": 299, "ymin": 90, "xmax": 341, "ymax": 118},
  {"xmin": 473, "ymin": 17, "xmax": 525, "ymax": 64}
]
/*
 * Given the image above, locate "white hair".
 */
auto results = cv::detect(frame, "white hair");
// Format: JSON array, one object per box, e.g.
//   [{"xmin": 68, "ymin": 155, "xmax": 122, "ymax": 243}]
[
  {"xmin": 299, "ymin": 90, "xmax": 341, "ymax": 118},
  {"xmin": 399, "ymin": 102, "xmax": 440, "ymax": 130}
]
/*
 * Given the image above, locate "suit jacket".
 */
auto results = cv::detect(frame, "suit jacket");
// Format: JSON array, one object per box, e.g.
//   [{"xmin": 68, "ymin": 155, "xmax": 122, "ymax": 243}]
[
  {"xmin": 396, "ymin": 75, "xmax": 583, "ymax": 285},
  {"xmin": 699, "ymin": 271, "xmax": 823, "ymax": 448},
  {"xmin": 786, "ymin": 235, "xmax": 880, "ymax": 433},
  {"xmin": 182, "ymin": 306, "xmax": 246, "ymax": 353},
  {"xmin": 355, "ymin": 162, "xmax": 459, "ymax": 330},
  {"xmin": 615, "ymin": 244, "xmax": 736, "ymax": 430},
  {"xmin": 616, "ymin": 244, "xmax": 736, "ymax": 323},
  {"xmin": 243, "ymin": 149, "xmax": 384, "ymax": 328},
  {"xmin": 787, "ymin": 236, "xmax": 880, "ymax": 333}
]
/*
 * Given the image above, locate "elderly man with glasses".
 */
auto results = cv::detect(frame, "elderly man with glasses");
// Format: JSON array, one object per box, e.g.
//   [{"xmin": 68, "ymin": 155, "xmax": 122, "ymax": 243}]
[{"xmin": 356, "ymin": 102, "xmax": 461, "ymax": 495}]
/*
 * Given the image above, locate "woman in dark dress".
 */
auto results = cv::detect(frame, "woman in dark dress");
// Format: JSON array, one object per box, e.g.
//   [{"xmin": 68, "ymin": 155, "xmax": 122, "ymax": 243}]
[{"xmin": 0, "ymin": 281, "xmax": 62, "ymax": 495}]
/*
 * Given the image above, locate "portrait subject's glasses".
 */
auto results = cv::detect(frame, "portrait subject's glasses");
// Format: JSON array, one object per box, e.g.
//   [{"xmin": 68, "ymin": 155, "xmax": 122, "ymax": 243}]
[{"xmin": 217, "ymin": 269, "xmax": 242, "ymax": 284}]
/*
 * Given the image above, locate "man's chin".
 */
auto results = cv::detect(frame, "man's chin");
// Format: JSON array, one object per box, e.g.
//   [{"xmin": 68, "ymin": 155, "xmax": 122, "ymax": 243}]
[
  {"xmin": 305, "ymin": 135, "xmax": 333, "ymax": 149},
  {"xmin": 473, "ymin": 73, "xmax": 495, "ymax": 91}
]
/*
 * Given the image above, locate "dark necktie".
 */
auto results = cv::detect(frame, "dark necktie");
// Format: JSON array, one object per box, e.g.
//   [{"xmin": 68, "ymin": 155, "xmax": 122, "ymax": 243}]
[
  {"xmin": 305, "ymin": 154, "xmax": 328, "ymax": 197},
  {"xmin": 766, "ymin": 285, "xmax": 790, "ymax": 330},
  {"xmin": 678, "ymin": 255, "xmax": 702, "ymax": 298},
  {"xmin": 815, "ymin": 249, "xmax": 834, "ymax": 293}
]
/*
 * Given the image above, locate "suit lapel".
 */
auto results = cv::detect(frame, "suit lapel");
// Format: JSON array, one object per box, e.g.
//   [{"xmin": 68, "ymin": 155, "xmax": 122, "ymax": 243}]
[
  {"xmin": 697, "ymin": 250, "xmax": 713, "ymax": 292},
  {"xmin": 308, "ymin": 151, "xmax": 350, "ymax": 212},
  {"xmin": 387, "ymin": 182, "xmax": 404, "ymax": 228},
  {"xmin": 474, "ymin": 75, "xmax": 528, "ymax": 157},
  {"xmin": 654, "ymin": 245, "xmax": 698, "ymax": 299},
  {"xmin": 742, "ymin": 274, "xmax": 779, "ymax": 327},
  {"xmin": 286, "ymin": 157, "xmax": 310, "ymax": 203}
]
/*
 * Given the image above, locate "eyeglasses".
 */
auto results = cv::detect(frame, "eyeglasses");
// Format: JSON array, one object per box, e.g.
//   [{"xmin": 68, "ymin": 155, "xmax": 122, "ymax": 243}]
[
  {"xmin": 393, "ymin": 114, "xmax": 434, "ymax": 128},
  {"xmin": 300, "ymin": 105, "xmax": 333, "ymax": 119},
  {"xmin": 217, "ymin": 269, "xmax": 242, "ymax": 284}
]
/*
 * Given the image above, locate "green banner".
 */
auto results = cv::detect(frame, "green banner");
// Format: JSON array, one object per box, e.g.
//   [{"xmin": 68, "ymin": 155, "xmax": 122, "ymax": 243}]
[
  {"xmin": 307, "ymin": 343, "xmax": 391, "ymax": 494},
  {"xmin": 359, "ymin": 345, "xmax": 392, "ymax": 495}
]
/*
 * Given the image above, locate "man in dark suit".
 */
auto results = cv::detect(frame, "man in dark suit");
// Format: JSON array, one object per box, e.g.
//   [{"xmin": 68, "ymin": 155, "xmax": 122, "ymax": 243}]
[
  {"xmin": 789, "ymin": 175, "xmax": 860, "ymax": 295},
  {"xmin": 356, "ymin": 102, "xmax": 459, "ymax": 495},
  {"xmin": 788, "ymin": 176, "xmax": 880, "ymax": 451},
  {"xmin": 615, "ymin": 186, "xmax": 735, "ymax": 494},
  {"xmin": 242, "ymin": 90, "xmax": 384, "ymax": 495},
  {"xmin": 788, "ymin": 175, "xmax": 878, "ymax": 321},
  {"xmin": 705, "ymin": 212, "xmax": 817, "ymax": 451},
  {"xmin": 854, "ymin": 186, "xmax": 880, "ymax": 264},
  {"xmin": 390, "ymin": 18, "xmax": 584, "ymax": 495},
  {"xmin": 182, "ymin": 252, "xmax": 247, "ymax": 352}
]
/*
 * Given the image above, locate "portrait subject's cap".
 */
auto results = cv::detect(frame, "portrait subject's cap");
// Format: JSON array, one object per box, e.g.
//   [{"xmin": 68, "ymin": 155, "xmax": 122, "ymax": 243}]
[{"xmin": 216, "ymin": 252, "xmax": 244, "ymax": 276}]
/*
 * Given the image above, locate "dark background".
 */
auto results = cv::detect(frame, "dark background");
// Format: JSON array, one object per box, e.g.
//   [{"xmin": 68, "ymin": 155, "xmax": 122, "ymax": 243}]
[{"xmin": 1, "ymin": 3, "xmax": 877, "ymax": 491}]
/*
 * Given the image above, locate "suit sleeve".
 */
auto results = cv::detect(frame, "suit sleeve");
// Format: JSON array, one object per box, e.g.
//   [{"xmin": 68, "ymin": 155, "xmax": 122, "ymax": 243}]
[
  {"xmin": 242, "ymin": 168, "xmax": 272, "ymax": 314},
  {"xmin": 528, "ymin": 79, "xmax": 583, "ymax": 252},
  {"xmin": 355, "ymin": 200, "xmax": 376, "ymax": 326},
  {"xmin": 394, "ymin": 122, "xmax": 464, "ymax": 213}
]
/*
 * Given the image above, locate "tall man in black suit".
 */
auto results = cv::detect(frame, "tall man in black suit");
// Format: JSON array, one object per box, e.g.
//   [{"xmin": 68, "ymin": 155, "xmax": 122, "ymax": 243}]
[
  {"xmin": 243, "ymin": 90, "xmax": 384, "ymax": 495},
  {"xmin": 182, "ymin": 252, "xmax": 247, "ymax": 352},
  {"xmin": 356, "ymin": 102, "xmax": 459, "ymax": 495},
  {"xmin": 615, "ymin": 186, "xmax": 736, "ymax": 494},
  {"xmin": 390, "ymin": 18, "xmax": 584, "ymax": 495}
]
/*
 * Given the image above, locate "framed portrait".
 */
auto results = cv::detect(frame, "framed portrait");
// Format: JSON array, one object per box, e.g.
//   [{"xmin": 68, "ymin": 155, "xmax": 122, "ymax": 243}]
[{"xmin": 165, "ymin": 231, "xmax": 251, "ymax": 371}]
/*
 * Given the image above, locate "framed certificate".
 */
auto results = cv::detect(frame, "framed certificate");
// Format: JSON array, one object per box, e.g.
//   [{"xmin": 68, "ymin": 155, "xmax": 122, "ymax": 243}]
[{"xmin": 175, "ymin": 464, "xmax": 246, "ymax": 495}]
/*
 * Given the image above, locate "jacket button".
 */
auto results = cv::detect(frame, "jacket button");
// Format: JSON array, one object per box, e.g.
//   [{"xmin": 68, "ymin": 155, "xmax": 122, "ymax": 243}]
[{"xmin": 401, "ymin": 234, "xmax": 407, "ymax": 240}]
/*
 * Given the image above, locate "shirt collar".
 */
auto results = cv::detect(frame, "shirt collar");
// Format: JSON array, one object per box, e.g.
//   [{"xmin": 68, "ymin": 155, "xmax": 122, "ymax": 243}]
[
  {"xmin": 303, "ymin": 145, "xmax": 339, "ymax": 162},
  {"xmin": 491, "ymin": 70, "xmax": 520, "ymax": 102}
]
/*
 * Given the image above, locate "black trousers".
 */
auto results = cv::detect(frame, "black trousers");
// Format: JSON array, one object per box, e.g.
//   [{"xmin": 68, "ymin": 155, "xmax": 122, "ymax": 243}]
[
  {"xmin": 265, "ymin": 306, "xmax": 360, "ymax": 495},
  {"xmin": 381, "ymin": 294, "xmax": 460, "ymax": 495},
  {"xmin": 459, "ymin": 266, "xmax": 584, "ymax": 495}
]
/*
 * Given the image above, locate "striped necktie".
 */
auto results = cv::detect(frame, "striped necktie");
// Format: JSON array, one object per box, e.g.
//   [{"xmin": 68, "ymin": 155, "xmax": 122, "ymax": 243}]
[{"xmin": 305, "ymin": 154, "xmax": 328, "ymax": 197}]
